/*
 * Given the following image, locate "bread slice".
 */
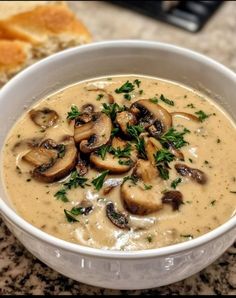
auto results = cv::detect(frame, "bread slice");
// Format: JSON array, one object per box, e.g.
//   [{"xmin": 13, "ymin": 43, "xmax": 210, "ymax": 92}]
[
  {"xmin": 0, "ymin": 2, "xmax": 91, "ymax": 85},
  {"xmin": 0, "ymin": 39, "xmax": 32, "ymax": 85}
]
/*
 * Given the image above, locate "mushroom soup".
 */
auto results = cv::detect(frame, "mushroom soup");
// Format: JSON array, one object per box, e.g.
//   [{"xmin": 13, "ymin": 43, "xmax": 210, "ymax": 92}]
[{"xmin": 2, "ymin": 75, "xmax": 236, "ymax": 251}]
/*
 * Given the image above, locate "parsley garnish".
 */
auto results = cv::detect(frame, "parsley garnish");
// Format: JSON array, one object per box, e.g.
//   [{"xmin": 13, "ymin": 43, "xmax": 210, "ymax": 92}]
[
  {"xmin": 57, "ymin": 144, "xmax": 66, "ymax": 158},
  {"xmin": 118, "ymin": 159, "xmax": 132, "ymax": 166},
  {"xmin": 96, "ymin": 94, "xmax": 104, "ymax": 101},
  {"xmin": 154, "ymin": 149, "xmax": 175, "ymax": 164},
  {"xmin": 111, "ymin": 143, "xmax": 132, "ymax": 159},
  {"xmin": 157, "ymin": 164, "xmax": 169, "ymax": 180},
  {"xmin": 54, "ymin": 171, "xmax": 88, "ymax": 202},
  {"xmin": 147, "ymin": 235, "xmax": 153, "ymax": 243},
  {"xmin": 92, "ymin": 170, "xmax": 109, "ymax": 191},
  {"xmin": 127, "ymin": 124, "xmax": 147, "ymax": 159},
  {"xmin": 64, "ymin": 171, "xmax": 89, "ymax": 190},
  {"xmin": 160, "ymin": 94, "xmax": 174, "ymax": 106},
  {"xmin": 210, "ymin": 200, "xmax": 216, "ymax": 206},
  {"xmin": 144, "ymin": 184, "xmax": 152, "ymax": 190},
  {"xmin": 111, "ymin": 127, "xmax": 120, "ymax": 137},
  {"xmin": 186, "ymin": 103, "xmax": 195, "ymax": 109},
  {"xmin": 102, "ymin": 103, "xmax": 125, "ymax": 121},
  {"xmin": 195, "ymin": 110, "xmax": 210, "ymax": 122},
  {"xmin": 115, "ymin": 80, "xmax": 135, "ymax": 94},
  {"xmin": 64, "ymin": 209, "xmax": 79, "ymax": 223},
  {"xmin": 133, "ymin": 79, "xmax": 141, "ymax": 88},
  {"xmin": 97, "ymin": 145, "xmax": 110, "ymax": 160},
  {"xmin": 67, "ymin": 105, "xmax": 80, "ymax": 120},
  {"xmin": 54, "ymin": 188, "xmax": 69, "ymax": 202},
  {"xmin": 160, "ymin": 128, "xmax": 190, "ymax": 149},
  {"xmin": 124, "ymin": 93, "xmax": 131, "ymax": 101},
  {"xmin": 123, "ymin": 175, "xmax": 138, "ymax": 185},
  {"xmin": 171, "ymin": 178, "xmax": 182, "ymax": 189},
  {"xmin": 149, "ymin": 97, "xmax": 159, "ymax": 104},
  {"xmin": 180, "ymin": 234, "xmax": 194, "ymax": 239}
]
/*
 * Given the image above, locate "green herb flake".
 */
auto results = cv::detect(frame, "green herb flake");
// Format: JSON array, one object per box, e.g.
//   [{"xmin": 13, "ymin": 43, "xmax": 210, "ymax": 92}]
[
  {"xmin": 102, "ymin": 103, "xmax": 125, "ymax": 121},
  {"xmin": 210, "ymin": 200, "xmax": 216, "ymax": 206},
  {"xmin": 139, "ymin": 90, "xmax": 143, "ymax": 95},
  {"xmin": 186, "ymin": 103, "xmax": 195, "ymax": 108},
  {"xmin": 54, "ymin": 188, "xmax": 69, "ymax": 202},
  {"xmin": 124, "ymin": 93, "xmax": 131, "ymax": 101},
  {"xmin": 92, "ymin": 170, "xmax": 109, "ymax": 191},
  {"xmin": 149, "ymin": 97, "xmax": 159, "ymax": 104},
  {"xmin": 189, "ymin": 158, "xmax": 193, "ymax": 163},
  {"xmin": 157, "ymin": 164, "xmax": 169, "ymax": 180},
  {"xmin": 123, "ymin": 175, "xmax": 138, "ymax": 185},
  {"xmin": 133, "ymin": 79, "xmax": 141, "ymax": 88},
  {"xmin": 70, "ymin": 206, "xmax": 84, "ymax": 215},
  {"xmin": 147, "ymin": 235, "xmax": 153, "ymax": 243},
  {"xmin": 96, "ymin": 94, "xmax": 104, "ymax": 101},
  {"xmin": 111, "ymin": 143, "xmax": 132, "ymax": 159},
  {"xmin": 160, "ymin": 128, "xmax": 190, "ymax": 149},
  {"xmin": 64, "ymin": 171, "xmax": 89, "ymax": 190},
  {"xmin": 118, "ymin": 159, "xmax": 132, "ymax": 166},
  {"xmin": 97, "ymin": 145, "xmax": 110, "ymax": 160},
  {"xmin": 115, "ymin": 80, "xmax": 135, "ymax": 94},
  {"xmin": 144, "ymin": 184, "xmax": 153, "ymax": 190},
  {"xmin": 171, "ymin": 178, "xmax": 182, "ymax": 189},
  {"xmin": 154, "ymin": 149, "xmax": 175, "ymax": 164},
  {"xmin": 160, "ymin": 94, "xmax": 174, "ymax": 106},
  {"xmin": 195, "ymin": 110, "xmax": 210, "ymax": 122},
  {"xmin": 67, "ymin": 105, "xmax": 81, "ymax": 120},
  {"xmin": 127, "ymin": 124, "xmax": 146, "ymax": 159},
  {"xmin": 64, "ymin": 209, "xmax": 80, "ymax": 223},
  {"xmin": 111, "ymin": 127, "xmax": 120, "ymax": 137}
]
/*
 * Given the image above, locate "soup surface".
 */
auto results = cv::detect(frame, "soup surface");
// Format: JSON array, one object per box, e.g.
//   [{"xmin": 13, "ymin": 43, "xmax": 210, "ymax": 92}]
[{"xmin": 2, "ymin": 75, "xmax": 236, "ymax": 251}]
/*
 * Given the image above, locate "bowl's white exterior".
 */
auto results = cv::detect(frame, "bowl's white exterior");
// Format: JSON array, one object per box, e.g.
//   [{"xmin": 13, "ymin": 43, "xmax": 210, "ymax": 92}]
[{"xmin": 0, "ymin": 41, "xmax": 236, "ymax": 290}]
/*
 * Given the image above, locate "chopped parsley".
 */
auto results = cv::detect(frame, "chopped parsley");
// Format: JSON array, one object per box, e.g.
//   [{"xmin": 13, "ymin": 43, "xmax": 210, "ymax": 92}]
[
  {"xmin": 154, "ymin": 149, "xmax": 175, "ymax": 164},
  {"xmin": 124, "ymin": 93, "xmax": 131, "ymax": 101},
  {"xmin": 118, "ymin": 159, "xmax": 132, "ymax": 166},
  {"xmin": 127, "ymin": 124, "xmax": 146, "ymax": 159},
  {"xmin": 210, "ymin": 200, "xmax": 216, "ymax": 206},
  {"xmin": 54, "ymin": 171, "xmax": 89, "ymax": 202},
  {"xmin": 123, "ymin": 175, "xmax": 138, "ymax": 185},
  {"xmin": 149, "ymin": 97, "xmax": 159, "ymax": 104},
  {"xmin": 160, "ymin": 94, "xmax": 174, "ymax": 106},
  {"xmin": 111, "ymin": 127, "xmax": 120, "ymax": 137},
  {"xmin": 64, "ymin": 209, "xmax": 80, "ymax": 223},
  {"xmin": 111, "ymin": 143, "xmax": 132, "ymax": 159},
  {"xmin": 195, "ymin": 110, "xmax": 210, "ymax": 122},
  {"xmin": 171, "ymin": 178, "xmax": 182, "ymax": 189},
  {"xmin": 144, "ymin": 184, "xmax": 153, "ymax": 190},
  {"xmin": 160, "ymin": 128, "xmax": 190, "ymax": 149},
  {"xmin": 96, "ymin": 93, "xmax": 104, "ymax": 101},
  {"xmin": 115, "ymin": 80, "xmax": 135, "ymax": 94},
  {"xmin": 147, "ymin": 235, "xmax": 153, "ymax": 243},
  {"xmin": 133, "ymin": 79, "xmax": 141, "ymax": 88},
  {"xmin": 55, "ymin": 188, "xmax": 69, "ymax": 202},
  {"xmin": 157, "ymin": 164, "xmax": 169, "ymax": 180},
  {"xmin": 92, "ymin": 170, "xmax": 109, "ymax": 191},
  {"xmin": 57, "ymin": 144, "xmax": 66, "ymax": 158},
  {"xmin": 102, "ymin": 103, "xmax": 125, "ymax": 121},
  {"xmin": 67, "ymin": 105, "xmax": 80, "ymax": 120},
  {"xmin": 180, "ymin": 234, "xmax": 194, "ymax": 239},
  {"xmin": 186, "ymin": 103, "xmax": 195, "ymax": 109},
  {"xmin": 139, "ymin": 90, "xmax": 143, "ymax": 95}
]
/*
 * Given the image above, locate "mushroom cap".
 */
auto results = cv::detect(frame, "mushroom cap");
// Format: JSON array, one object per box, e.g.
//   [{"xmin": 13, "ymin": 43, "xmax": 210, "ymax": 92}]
[
  {"xmin": 33, "ymin": 136, "xmax": 77, "ymax": 183},
  {"xmin": 115, "ymin": 111, "xmax": 137, "ymax": 134},
  {"xmin": 74, "ymin": 112, "xmax": 112, "ymax": 153},
  {"xmin": 130, "ymin": 99, "xmax": 172, "ymax": 133},
  {"xmin": 121, "ymin": 180, "xmax": 163, "ymax": 215},
  {"xmin": 29, "ymin": 108, "xmax": 59, "ymax": 129}
]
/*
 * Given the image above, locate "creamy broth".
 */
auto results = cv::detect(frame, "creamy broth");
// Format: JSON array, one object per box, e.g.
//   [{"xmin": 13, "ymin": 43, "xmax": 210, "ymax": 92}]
[{"xmin": 2, "ymin": 75, "xmax": 236, "ymax": 251}]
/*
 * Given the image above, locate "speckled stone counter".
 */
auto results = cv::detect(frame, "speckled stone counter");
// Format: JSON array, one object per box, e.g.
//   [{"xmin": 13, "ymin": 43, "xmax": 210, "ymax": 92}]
[{"xmin": 1, "ymin": 1, "xmax": 236, "ymax": 295}]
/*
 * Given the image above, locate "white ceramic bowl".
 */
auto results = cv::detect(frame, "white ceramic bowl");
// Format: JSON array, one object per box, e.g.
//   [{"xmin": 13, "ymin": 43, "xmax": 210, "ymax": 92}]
[{"xmin": 0, "ymin": 40, "xmax": 236, "ymax": 290}]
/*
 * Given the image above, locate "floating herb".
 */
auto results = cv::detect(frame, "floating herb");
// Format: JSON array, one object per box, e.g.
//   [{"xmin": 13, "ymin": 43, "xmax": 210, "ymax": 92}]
[
  {"xmin": 97, "ymin": 145, "xmax": 111, "ymax": 160},
  {"xmin": 144, "ymin": 184, "xmax": 153, "ymax": 190},
  {"xmin": 102, "ymin": 103, "xmax": 125, "ymax": 121},
  {"xmin": 115, "ymin": 80, "xmax": 135, "ymax": 94},
  {"xmin": 92, "ymin": 170, "xmax": 109, "ymax": 191},
  {"xmin": 154, "ymin": 149, "xmax": 175, "ymax": 164},
  {"xmin": 149, "ymin": 97, "xmax": 159, "ymax": 104},
  {"xmin": 64, "ymin": 209, "xmax": 80, "ymax": 223},
  {"xmin": 96, "ymin": 94, "xmax": 104, "ymax": 101},
  {"xmin": 171, "ymin": 178, "xmax": 182, "ymax": 189},
  {"xmin": 67, "ymin": 105, "xmax": 80, "ymax": 120},
  {"xmin": 160, "ymin": 94, "xmax": 174, "ymax": 106},
  {"xmin": 160, "ymin": 128, "xmax": 190, "ymax": 149},
  {"xmin": 133, "ymin": 79, "xmax": 141, "ymax": 88},
  {"xmin": 195, "ymin": 110, "xmax": 210, "ymax": 122},
  {"xmin": 54, "ymin": 189, "xmax": 69, "ymax": 202}
]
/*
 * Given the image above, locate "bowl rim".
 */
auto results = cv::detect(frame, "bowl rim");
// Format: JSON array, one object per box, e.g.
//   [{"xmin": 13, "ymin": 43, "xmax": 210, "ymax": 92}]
[{"xmin": 0, "ymin": 39, "xmax": 236, "ymax": 259}]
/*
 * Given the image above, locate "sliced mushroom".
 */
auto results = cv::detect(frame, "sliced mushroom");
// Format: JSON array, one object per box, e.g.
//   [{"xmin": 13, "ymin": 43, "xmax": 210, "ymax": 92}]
[
  {"xmin": 103, "ymin": 178, "xmax": 123, "ymax": 195},
  {"xmin": 175, "ymin": 163, "xmax": 207, "ymax": 184},
  {"xmin": 76, "ymin": 152, "xmax": 88, "ymax": 176},
  {"xmin": 29, "ymin": 108, "xmax": 59, "ymax": 129},
  {"xmin": 115, "ymin": 111, "xmax": 137, "ymax": 134},
  {"xmin": 165, "ymin": 141, "xmax": 184, "ymax": 161},
  {"xmin": 130, "ymin": 99, "xmax": 172, "ymax": 133},
  {"xmin": 172, "ymin": 112, "xmax": 200, "ymax": 122},
  {"xmin": 12, "ymin": 137, "xmax": 43, "ymax": 153},
  {"xmin": 121, "ymin": 159, "xmax": 162, "ymax": 215},
  {"xmin": 161, "ymin": 191, "xmax": 183, "ymax": 210},
  {"xmin": 106, "ymin": 202, "xmax": 129, "ymax": 229},
  {"xmin": 33, "ymin": 136, "xmax": 77, "ymax": 183},
  {"xmin": 22, "ymin": 147, "xmax": 58, "ymax": 167},
  {"xmin": 90, "ymin": 151, "xmax": 133, "ymax": 174},
  {"xmin": 148, "ymin": 120, "xmax": 165, "ymax": 139},
  {"xmin": 133, "ymin": 159, "xmax": 159, "ymax": 183},
  {"xmin": 145, "ymin": 137, "xmax": 162, "ymax": 166},
  {"xmin": 74, "ymin": 112, "xmax": 112, "ymax": 153}
]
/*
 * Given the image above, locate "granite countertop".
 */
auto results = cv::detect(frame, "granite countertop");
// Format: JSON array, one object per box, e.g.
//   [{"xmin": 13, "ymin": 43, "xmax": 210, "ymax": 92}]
[{"xmin": 1, "ymin": 1, "xmax": 236, "ymax": 295}]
